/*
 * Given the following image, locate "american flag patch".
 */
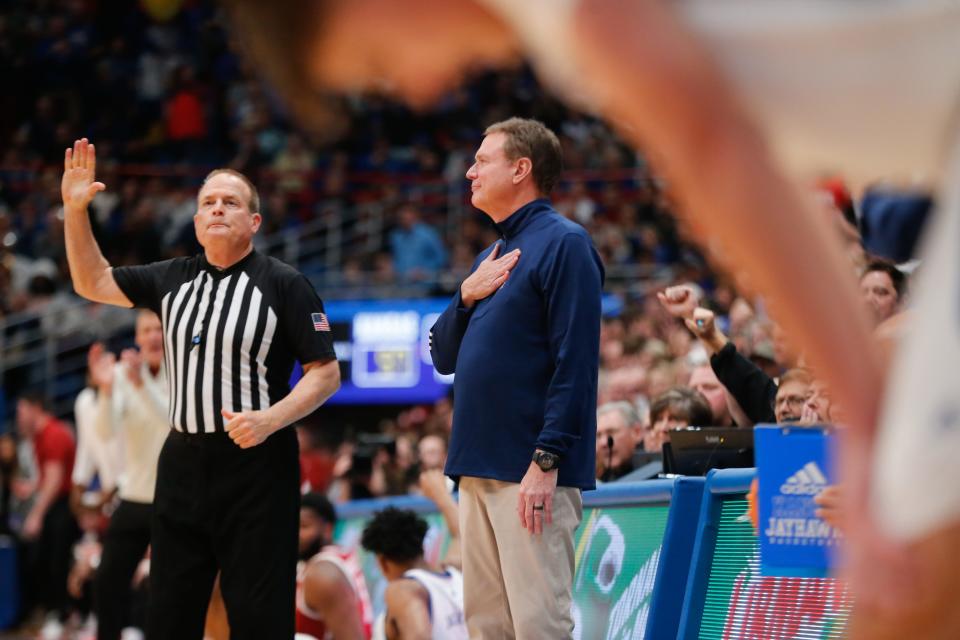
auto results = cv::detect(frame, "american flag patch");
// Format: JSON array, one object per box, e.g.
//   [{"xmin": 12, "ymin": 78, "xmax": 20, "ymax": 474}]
[{"xmin": 311, "ymin": 312, "xmax": 330, "ymax": 332}]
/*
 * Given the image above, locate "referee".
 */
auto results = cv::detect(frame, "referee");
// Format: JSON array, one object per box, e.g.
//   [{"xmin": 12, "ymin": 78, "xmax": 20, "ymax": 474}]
[{"xmin": 61, "ymin": 138, "xmax": 341, "ymax": 639}]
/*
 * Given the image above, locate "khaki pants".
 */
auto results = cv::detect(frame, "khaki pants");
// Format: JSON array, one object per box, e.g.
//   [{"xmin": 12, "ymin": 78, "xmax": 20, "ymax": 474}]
[{"xmin": 459, "ymin": 476, "xmax": 583, "ymax": 640}]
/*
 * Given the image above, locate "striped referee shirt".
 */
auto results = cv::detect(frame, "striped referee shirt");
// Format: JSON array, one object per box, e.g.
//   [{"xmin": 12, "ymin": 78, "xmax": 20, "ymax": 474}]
[{"xmin": 112, "ymin": 250, "xmax": 336, "ymax": 434}]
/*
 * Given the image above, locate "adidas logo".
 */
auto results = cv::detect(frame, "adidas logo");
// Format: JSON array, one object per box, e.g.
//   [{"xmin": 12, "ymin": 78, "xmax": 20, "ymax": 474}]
[{"xmin": 779, "ymin": 461, "xmax": 828, "ymax": 495}]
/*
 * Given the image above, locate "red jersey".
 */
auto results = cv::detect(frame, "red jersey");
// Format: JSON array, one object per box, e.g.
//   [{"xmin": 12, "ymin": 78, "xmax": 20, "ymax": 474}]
[
  {"xmin": 296, "ymin": 545, "xmax": 374, "ymax": 639},
  {"xmin": 34, "ymin": 417, "xmax": 75, "ymax": 498}
]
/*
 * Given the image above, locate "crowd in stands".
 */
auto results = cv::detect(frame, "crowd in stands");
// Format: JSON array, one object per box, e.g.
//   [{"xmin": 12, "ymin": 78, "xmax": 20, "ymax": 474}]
[
  {"xmin": 0, "ymin": 1, "xmax": 690, "ymax": 325},
  {"xmin": 0, "ymin": 1, "xmax": 934, "ymax": 638},
  {"xmin": 0, "ymin": 1, "xmax": 699, "ymax": 444}
]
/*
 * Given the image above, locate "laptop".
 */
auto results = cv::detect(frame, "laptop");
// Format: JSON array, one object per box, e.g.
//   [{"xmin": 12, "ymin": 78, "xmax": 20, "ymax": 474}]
[{"xmin": 661, "ymin": 427, "xmax": 754, "ymax": 476}]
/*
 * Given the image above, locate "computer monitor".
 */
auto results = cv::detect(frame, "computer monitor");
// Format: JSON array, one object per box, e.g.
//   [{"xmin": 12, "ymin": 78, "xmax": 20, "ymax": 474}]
[{"xmin": 662, "ymin": 427, "xmax": 754, "ymax": 476}]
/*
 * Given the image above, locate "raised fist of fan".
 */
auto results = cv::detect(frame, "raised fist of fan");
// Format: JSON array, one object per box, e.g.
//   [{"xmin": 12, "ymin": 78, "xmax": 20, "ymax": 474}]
[
  {"xmin": 683, "ymin": 307, "xmax": 728, "ymax": 355},
  {"xmin": 657, "ymin": 284, "xmax": 700, "ymax": 319}
]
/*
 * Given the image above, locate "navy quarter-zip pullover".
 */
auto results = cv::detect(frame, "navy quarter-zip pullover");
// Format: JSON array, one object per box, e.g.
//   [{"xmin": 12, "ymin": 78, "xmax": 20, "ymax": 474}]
[{"xmin": 431, "ymin": 199, "xmax": 604, "ymax": 490}]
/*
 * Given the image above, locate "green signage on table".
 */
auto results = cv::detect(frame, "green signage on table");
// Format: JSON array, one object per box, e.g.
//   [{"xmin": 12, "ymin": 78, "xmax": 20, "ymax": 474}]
[{"xmin": 572, "ymin": 505, "xmax": 670, "ymax": 639}]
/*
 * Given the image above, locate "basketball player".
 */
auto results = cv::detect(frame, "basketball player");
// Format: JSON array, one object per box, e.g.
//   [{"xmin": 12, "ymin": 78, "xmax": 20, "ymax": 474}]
[
  {"xmin": 361, "ymin": 507, "xmax": 466, "ymax": 640},
  {"xmin": 297, "ymin": 493, "xmax": 374, "ymax": 639}
]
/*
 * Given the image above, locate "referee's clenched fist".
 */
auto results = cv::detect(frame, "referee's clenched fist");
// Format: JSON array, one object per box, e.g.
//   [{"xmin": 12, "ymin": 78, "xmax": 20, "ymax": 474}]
[{"xmin": 222, "ymin": 409, "xmax": 275, "ymax": 449}]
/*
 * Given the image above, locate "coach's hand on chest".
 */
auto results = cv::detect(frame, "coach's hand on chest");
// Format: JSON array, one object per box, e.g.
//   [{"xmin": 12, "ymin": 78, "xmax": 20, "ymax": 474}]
[{"xmin": 460, "ymin": 241, "xmax": 521, "ymax": 309}]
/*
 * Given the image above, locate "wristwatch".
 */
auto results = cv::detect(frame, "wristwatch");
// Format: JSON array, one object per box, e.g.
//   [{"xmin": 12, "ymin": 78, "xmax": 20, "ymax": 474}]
[{"xmin": 532, "ymin": 449, "xmax": 559, "ymax": 472}]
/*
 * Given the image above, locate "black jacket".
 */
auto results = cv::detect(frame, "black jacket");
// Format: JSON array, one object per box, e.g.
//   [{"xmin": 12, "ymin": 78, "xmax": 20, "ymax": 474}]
[{"xmin": 710, "ymin": 342, "xmax": 777, "ymax": 424}]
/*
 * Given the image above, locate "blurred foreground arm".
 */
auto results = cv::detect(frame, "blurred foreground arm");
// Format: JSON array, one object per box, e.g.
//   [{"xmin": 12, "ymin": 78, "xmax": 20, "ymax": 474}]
[{"xmin": 573, "ymin": 0, "xmax": 881, "ymax": 437}]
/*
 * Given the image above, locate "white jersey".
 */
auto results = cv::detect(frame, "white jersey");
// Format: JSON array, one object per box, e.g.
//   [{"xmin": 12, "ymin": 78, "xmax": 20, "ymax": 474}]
[{"xmin": 402, "ymin": 568, "xmax": 467, "ymax": 640}]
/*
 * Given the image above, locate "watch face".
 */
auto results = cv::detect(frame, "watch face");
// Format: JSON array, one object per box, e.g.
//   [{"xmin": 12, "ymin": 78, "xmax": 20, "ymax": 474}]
[{"xmin": 536, "ymin": 451, "xmax": 557, "ymax": 470}]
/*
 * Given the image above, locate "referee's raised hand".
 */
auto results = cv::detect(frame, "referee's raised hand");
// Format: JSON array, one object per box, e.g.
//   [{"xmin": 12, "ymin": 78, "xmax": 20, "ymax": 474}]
[
  {"xmin": 222, "ymin": 408, "xmax": 277, "ymax": 449},
  {"xmin": 62, "ymin": 138, "xmax": 106, "ymax": 212}
]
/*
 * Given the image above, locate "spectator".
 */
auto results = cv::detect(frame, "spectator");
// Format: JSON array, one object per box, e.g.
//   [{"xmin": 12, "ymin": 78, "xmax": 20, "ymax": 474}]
[
  {"xmin": 297, "ymin": 425, "xmax": 335, "ymax": 495},
  {"xmin": 389, "ymin": 205, "xmax": 447, "ymax": 282},
  {"xmin": 859, "ymin": 259, "xmax": 906, "ymax": 325},
  {"xmin": 15, "ymin": 390, "xmax": 80, "ymax": 625},
  {"xmin": 372, "ymin": 251, "xmax": 396, "ymax": 285},
  {"xmin": 418, "ymin": 469, "xmax": 462, "ymax": 569},
  {"xmin": 599, "ymin": 364, "xmax": 647, "ymax": 406},
  {"xmin": 800, "ymin": 380, "xmax": 835, "ymax": 425},
  {"xmin": 687, "ymin": 364, "xmax": 734, "ymax": 426},
  {"xmin": 659, "ymin": 287, "xmax": 778, "ymax": 425},
  {"xmin": 272, "ymin": 134, "xmax": 317, "ymax": 196},
  {"xmin": 645, "ymin": 360, "xmax": 677, "ymax": 401},
  {"xmin": 595, "ymin": 401, "xmax": 643, "ymax": 482},
  {"xmin": 416, "ymin": 433, "xmax": 448, "ymax": 472},
  {"xmin": 65, "ymin": 506, "xmax": 113, "ymax": 638},
  {"xmin": 645, "ymin": 387, "xmax": 712, "ymax": 453},
  {"xmin": 87, "ymin": 311, "xmax": 169, "ymax": 640},
  {"xmin": 69, "ymin": 361, "xmax": 120, "ymax": 522},
  {"xmin": 327, "ymin": 442, "xmax": 373, "ymax": 504},
  {"xmin": 10, "ymin": 430, "xmax": 38, "ymax": 537},
  {"xmin": 367, "ymin": 434, "xmax": 416, "ymax": 498},
  {"xmin": 164, "ymin": 66, "xmax": 207, "ymax": 154},
  {"xmin": 773, "ymin": 368, "xmax": 814, "ymax": 424},
  {"xmin": 423, "ymin": 395, "xmax": 454, "ymax": 435}
]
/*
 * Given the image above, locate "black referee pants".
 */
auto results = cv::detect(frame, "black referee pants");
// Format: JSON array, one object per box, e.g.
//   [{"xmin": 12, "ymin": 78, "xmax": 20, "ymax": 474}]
[
  {"xmin": 147, "ymin": 428, "xmax": 300, "ymax": 640},
  {"xmin": 94, "ymin": 499, "xmax": 152, "ymax": 640}
]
